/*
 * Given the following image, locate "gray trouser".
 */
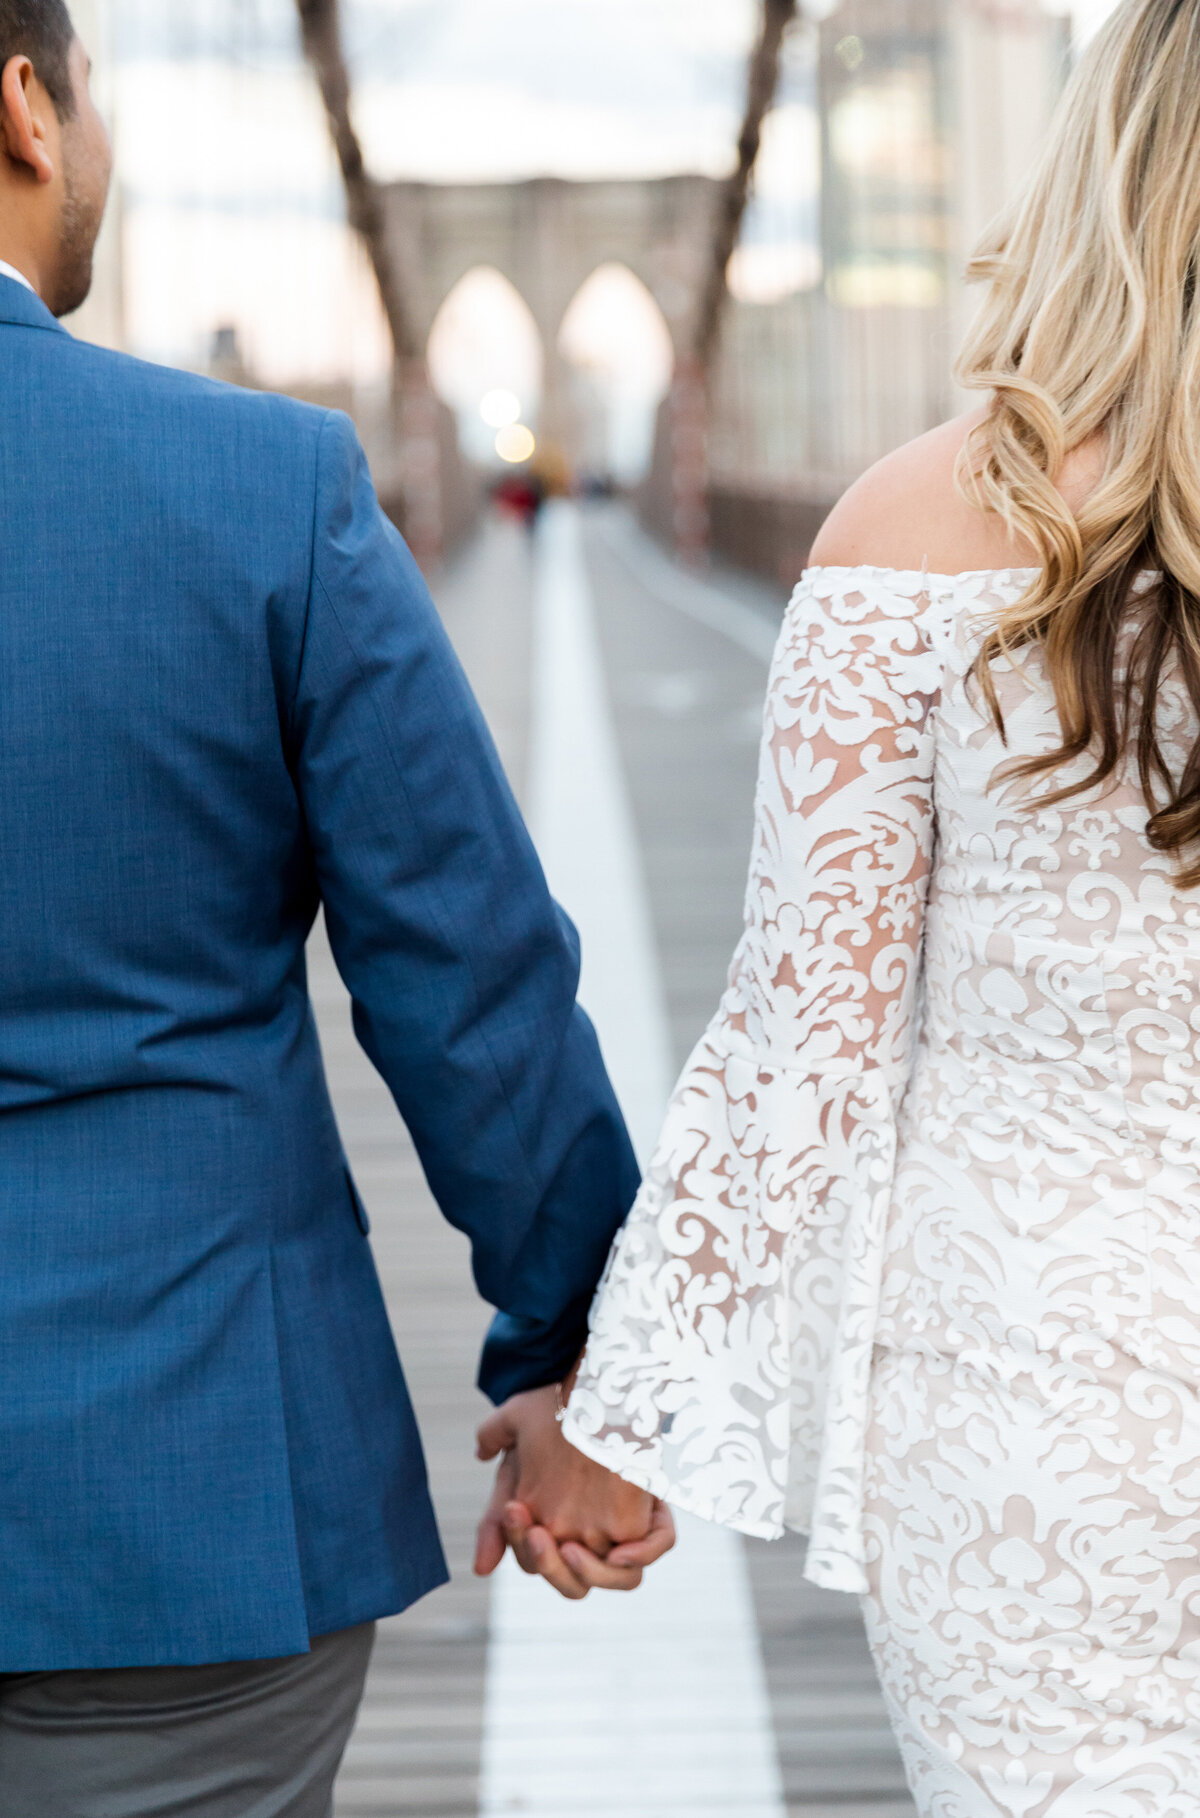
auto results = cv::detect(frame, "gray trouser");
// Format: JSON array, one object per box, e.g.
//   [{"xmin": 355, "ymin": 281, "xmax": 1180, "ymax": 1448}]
[{"xmin": 0, "ymin": 1622, "xmax": 376, "ymax": 1818}]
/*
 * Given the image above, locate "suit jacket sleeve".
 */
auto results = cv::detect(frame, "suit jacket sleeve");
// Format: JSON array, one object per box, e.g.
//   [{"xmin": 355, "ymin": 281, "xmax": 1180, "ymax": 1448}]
[{"xmin": 289, "ymin": 411, "xmax": 640, "ymax": 1403}]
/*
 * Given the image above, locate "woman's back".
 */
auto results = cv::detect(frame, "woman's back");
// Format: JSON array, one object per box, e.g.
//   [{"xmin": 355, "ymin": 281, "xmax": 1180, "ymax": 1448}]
[
  {"xmin": 806, "ymin": 415, "xmax": 1200, "ymax": 1410},
  {"xmin": 808, "ymin": 550, "xmax": 1200, "ymax": 1811}
]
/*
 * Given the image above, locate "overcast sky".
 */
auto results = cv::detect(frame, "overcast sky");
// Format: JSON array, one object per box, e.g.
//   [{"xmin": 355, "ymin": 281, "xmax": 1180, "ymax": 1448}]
[
  {"xmin": 113, "ymin": 0, "xmax": 763, "ymax": 191},
  {"xmin": 108, "ymin": 0, "xmax": 1116, "ymax": 201}
]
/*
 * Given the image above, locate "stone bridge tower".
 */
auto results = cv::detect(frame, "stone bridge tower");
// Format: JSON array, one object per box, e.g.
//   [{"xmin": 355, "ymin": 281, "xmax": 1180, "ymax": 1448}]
[
  {"xmin": 380, "ymin": 173, "xmax": 722, "ymax": 562},
  {"xmin": 382, "ymin": 173, "xmax": 720, "ymax": 440},
  {"xmin": 378, "ymin": 0, "xmax": 1068, "ymax": 570}
]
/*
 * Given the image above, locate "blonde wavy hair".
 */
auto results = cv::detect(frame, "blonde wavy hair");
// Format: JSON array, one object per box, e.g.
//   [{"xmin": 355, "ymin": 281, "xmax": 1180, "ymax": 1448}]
[{"xmin": 957, "ymin": 0, "xmax": 1200, "ymax": 883}]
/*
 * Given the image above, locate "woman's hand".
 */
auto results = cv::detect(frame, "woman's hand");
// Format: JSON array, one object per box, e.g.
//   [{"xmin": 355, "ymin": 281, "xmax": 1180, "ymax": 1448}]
[{"xmin": 474, "ymin": 1384, "xmax": 675, "ymax": 1599}]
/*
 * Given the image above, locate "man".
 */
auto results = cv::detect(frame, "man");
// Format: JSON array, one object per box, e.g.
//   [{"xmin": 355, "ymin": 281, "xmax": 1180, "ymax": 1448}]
[{"xmin": 0, "ymin": 6, "xmax": 670, "ymax": 1812}]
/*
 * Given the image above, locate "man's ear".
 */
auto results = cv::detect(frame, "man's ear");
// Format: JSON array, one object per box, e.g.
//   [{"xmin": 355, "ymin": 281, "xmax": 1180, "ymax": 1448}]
[{"xmin": 0, "ymin": 56, "xmax": 55, "ymax": 185}]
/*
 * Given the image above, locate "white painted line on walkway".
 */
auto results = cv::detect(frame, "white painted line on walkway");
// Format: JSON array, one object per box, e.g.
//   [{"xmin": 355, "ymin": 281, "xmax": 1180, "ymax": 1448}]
[
  {"xmin": 524, "ymin": 502, "xmax": 673, "ymax": 1164},
  {"xmin": 479, "ymin": 500, "xmax": 786, "ymax": 1818},
  {"xmin": 598, "ymin": 507, "xmax": 782, "ymax": 665}
]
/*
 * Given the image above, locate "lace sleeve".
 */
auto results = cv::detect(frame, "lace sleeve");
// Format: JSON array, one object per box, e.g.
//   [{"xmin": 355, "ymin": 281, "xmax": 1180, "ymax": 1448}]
[{"xmin": 561, "ymin": 568, "xmax": 949, "ymax": 1589}]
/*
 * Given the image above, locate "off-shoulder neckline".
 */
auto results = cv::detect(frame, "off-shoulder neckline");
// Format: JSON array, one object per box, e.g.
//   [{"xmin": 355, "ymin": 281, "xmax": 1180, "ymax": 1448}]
[{"xmin": 801, "ymin": 564, "xmax": 1040, "ymax": 584}]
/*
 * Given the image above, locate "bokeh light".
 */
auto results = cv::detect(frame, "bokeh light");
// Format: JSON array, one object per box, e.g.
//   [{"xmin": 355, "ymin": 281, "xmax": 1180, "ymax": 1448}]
[
  {"xmin": 495, "ymin": 425, "xmax": 537, "ymax": 464},
  {"xmin": 480, "ymin": 389, "xmax": 522, "ymax": 428}
]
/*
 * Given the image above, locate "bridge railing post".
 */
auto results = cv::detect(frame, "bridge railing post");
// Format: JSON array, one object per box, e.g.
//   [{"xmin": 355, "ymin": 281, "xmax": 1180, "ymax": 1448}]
[{"xmin": 669, "ymin": 355, "xmax": 710, "ymax": 567}]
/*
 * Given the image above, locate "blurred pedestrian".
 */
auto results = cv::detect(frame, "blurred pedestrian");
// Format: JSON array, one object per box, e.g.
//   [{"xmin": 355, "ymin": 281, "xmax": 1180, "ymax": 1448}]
[
  {"xmin": 0, "ymin": 3, "xmax": 669, "ymax": 1812},
  {"xmin": 492, "ymin": 3, "xmax": 1200, "ymax": 1810},
  {"xmin": 493, "ymin": 464, "xmax": 543, "ymax": 529}
]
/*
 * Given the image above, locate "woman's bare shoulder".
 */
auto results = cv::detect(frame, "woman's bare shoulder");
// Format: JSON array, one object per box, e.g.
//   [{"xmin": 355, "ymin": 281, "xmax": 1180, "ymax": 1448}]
[{"xmin": 807, "ymin": 410, "xmax": 1038, "ymax": 575}]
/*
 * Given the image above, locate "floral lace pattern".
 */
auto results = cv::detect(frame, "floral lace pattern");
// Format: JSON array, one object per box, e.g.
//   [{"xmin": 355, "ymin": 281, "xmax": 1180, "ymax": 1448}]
[
  {"xmin": 564, "ymin": 566, "xmax": 960, "ymax": 1568},
  {"xmin": 565, "ymin": 566, "xmax": 1200, "ymax": 1814}
]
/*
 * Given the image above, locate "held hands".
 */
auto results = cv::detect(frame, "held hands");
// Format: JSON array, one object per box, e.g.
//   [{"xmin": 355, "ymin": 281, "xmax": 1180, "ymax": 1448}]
[{"xmin": 474, "ymin": 1384, "xmax": 675, "ymax": 1600}]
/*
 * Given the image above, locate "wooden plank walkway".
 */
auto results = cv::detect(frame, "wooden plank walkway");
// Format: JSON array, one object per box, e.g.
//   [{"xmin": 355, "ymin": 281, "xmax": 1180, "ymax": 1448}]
[
  {"xmin": 326, "ymin": 525, "xmax": 532, "ymax": 1818},
  {"xmin": 324, "ymin": 510, "xmax": 916, "ymax": 1816}
]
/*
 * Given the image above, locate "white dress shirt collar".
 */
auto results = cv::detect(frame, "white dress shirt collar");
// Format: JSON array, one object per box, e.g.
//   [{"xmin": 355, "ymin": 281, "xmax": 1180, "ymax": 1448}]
[{"xmin": 0, "ymin": 259, "xmax": 35, "ymax": 295}]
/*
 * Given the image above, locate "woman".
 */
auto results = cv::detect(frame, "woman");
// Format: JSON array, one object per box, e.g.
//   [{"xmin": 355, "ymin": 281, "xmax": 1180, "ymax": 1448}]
[{"xmin": 480, "ymin": 1, "xmax": 1200, "ymax": 1807}]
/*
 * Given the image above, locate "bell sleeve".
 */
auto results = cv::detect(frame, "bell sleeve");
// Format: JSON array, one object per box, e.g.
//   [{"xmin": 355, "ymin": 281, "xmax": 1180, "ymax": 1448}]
[{"xmin": 561, "ymin": 567, "xmax": 949, "ymax": 1593}]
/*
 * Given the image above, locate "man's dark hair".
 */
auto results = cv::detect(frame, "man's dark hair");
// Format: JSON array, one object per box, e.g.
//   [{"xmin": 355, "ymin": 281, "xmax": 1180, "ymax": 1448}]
[{"xmin": 0, "ymin": 0, "xmax": 75, "ymax": 119}]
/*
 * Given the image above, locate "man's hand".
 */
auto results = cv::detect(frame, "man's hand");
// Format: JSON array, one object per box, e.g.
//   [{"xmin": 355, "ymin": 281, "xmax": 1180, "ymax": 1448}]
[{"xmin": 474, "ymin": 1385, "xmax": 675, "ymax": 1599}]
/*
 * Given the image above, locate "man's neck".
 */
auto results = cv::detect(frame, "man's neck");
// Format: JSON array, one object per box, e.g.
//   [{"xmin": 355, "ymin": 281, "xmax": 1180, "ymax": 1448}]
[{"xmin": 0, "ymin": 234, "xmax": 41, "ymax": 296}]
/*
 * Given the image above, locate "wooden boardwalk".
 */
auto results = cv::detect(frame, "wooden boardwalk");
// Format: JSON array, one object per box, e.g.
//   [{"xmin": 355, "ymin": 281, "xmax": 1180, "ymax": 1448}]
[{"xmin": 324, "ymin": 510, "xmax": 916, "ymax": 1817}]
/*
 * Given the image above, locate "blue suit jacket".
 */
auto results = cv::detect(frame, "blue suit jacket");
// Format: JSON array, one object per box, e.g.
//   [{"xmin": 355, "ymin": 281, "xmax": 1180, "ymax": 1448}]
[{"xmin": 0, "ymin": 278, "xmax": 639, "ymax": 1670}]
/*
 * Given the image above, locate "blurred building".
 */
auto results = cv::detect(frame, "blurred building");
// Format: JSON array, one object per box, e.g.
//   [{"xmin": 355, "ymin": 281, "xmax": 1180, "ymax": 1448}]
[
  {"xmin": 705, "ymin": 0, "xmax": 1070, "ymax": 582},
  {"xmin": 67, "ymin": 0, "xmax": 125, "ymax": 350}
]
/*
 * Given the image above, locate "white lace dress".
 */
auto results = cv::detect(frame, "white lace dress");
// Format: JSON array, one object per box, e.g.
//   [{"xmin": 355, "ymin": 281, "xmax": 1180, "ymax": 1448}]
[{"xmin": 563, "ymin": 566, "xmax": 1200, "ymax": 1816}]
